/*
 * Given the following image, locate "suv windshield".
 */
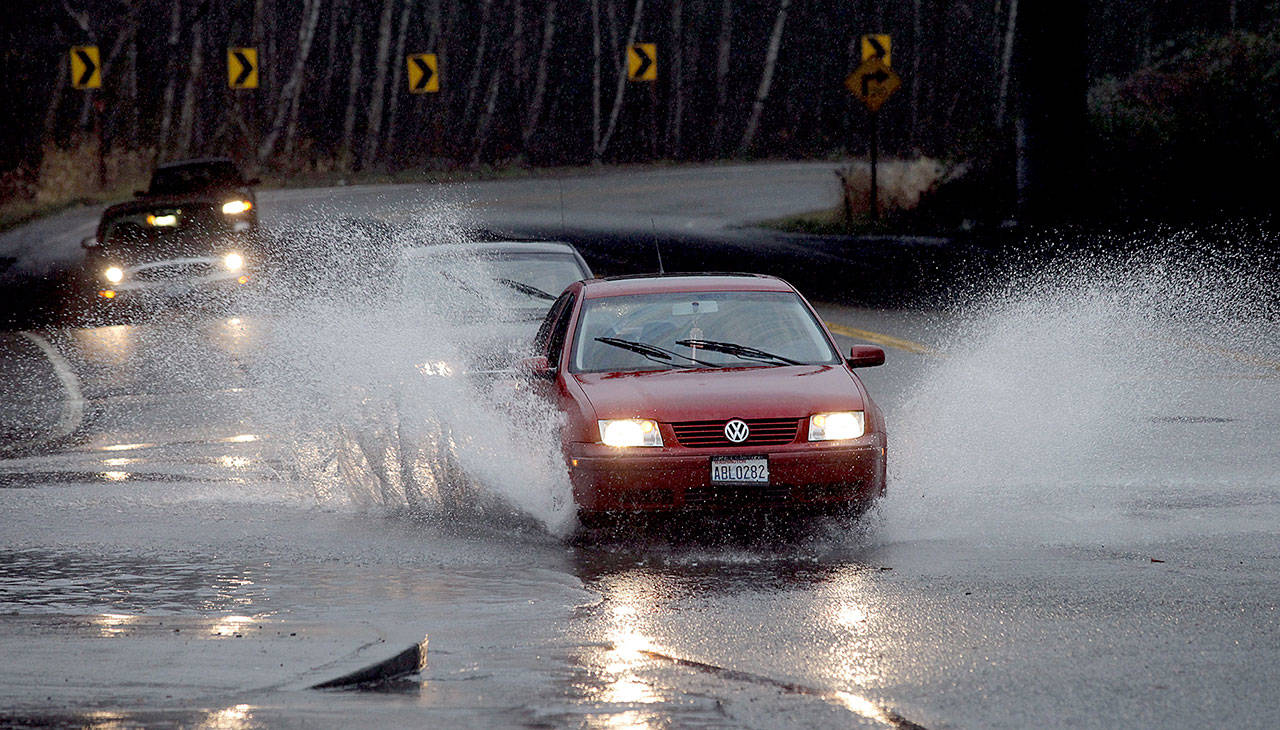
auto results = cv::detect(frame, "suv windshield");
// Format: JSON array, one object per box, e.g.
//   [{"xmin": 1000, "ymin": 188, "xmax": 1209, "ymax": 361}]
[
  {"xmin": 570, "ymin": 291, "xmax": 841, "ymax": 373},
  {"xmin": 149, "ymin": 161, "xmax": 243, "ymax": 195}
]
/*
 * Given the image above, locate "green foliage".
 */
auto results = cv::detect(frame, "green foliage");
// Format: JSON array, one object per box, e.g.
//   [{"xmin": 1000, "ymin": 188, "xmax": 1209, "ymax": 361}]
[{"xmin": 1088, "ymin": 29, "xmax": 1280, "ymax": 217}]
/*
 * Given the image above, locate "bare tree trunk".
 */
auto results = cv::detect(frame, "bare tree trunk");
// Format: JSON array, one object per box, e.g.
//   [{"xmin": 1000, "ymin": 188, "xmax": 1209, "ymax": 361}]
[
  {"xmin": 42, "ymin": 54, "xmax": 68, "ymax": 148},
  {"xmin": 522, "ymin": 0, "xmax": 557, "ymax": 149},
  {"xmin": 910, "ymin": 0, "xmax": 923, "ymax": 146},
  {"xmin": 709, "ymin": 0, "xmax": 732, "ymax": 154},
  {"xmin": 176, "ymin": 21, "xmax": 204, "ymax": 157},
  {"xmin": 472, "ymin": 65, "xmax": 504, "ymax": 167},
  {"xmin": 426, "ymin": 0, "xmax": 442, "ymax": 47},
  {"xmin": 158, "ymin": 1, "xmax": 183, "ymax": 156},
  {"xmin": 605, "ymin": 0, "xmax": 621, "ymax": 66},
  {"xmin": 124, "ymin": 25, "xmax": 139, "ymax": 148},
  {"xmin": 461, "ymin": 0, "xmax": 495, "ymax": 131},
  {"xmin": 595, "ymin": 0, "xmax": 644, "ymax": 161},
  {"xmin": 513, "ymin": 0, "xmax": 526, "ymax": 102},
  {"xmin": 994, "ymin": 0, "xmax": 1018, "ymax": 127},
  {"xmin": 259, "ymin": 0, "xmax": 322, "ymax": 162},
  {"xmin": 339, "ymin": 17, "xmax": 364, "ymax": 170},
  {"xmin": 591, "ymin": 0, "xmax": 602, "ymax": 159},
  {"xmin": 667, "ymin": 0, "xmax": 684, "ymax": 157},
  {"xmin": 737, "ymin": 0, "xmax": 790, "ymax": 155},
  {"xmin": 323, "ymin": 0, "xmax": 347, "ymax": 102},
  {"xmin": 360, "ymin": 0, "xmax": 397, "ymax": 169},
  {"xmin": 383, "ymin": 0, "xmax": 414, "ymax": 159}
]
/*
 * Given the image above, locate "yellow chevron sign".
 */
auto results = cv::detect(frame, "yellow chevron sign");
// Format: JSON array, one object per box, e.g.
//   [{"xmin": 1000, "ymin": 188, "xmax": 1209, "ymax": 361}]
[{"xmin": 70, "ymin": 46, "xmax": 101, "ymax": 89}]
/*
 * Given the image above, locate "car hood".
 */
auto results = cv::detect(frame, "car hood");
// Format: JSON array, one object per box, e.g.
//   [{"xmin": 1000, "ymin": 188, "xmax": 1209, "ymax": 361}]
[{"xmin": 572, "ymin": 365, "xmax": 863, "ymax": 421}]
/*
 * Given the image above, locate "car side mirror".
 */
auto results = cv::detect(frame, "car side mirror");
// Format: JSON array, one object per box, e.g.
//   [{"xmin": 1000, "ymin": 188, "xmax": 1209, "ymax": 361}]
[
  {"xmin": 80, "ymin": 236, "xmax": 100, "ymax": 249},
  {"xmin": 847, "ymin": 345, "xmax": 885, "ymax": 368},
  {"xmin": 515, "ymin": 355, "xmax": 556, "ymax": 380}
]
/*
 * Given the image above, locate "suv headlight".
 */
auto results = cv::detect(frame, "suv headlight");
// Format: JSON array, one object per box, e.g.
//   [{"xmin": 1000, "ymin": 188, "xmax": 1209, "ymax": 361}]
[
  {"xmin": 222, "ymin": 200, "xmax": 252, "ymax": 215},
  {"xmin": 223, "ymin": 252, "xmax": 244, "ymax": 271},
  {"xmin": 599, "ymin": 419, "xmax": 663, "ymax": 447},
  {"xmin": 808, "ymin": 411, "xmax": 865, "ymax": 441},
  {"xmin": 104, "ymin": 266, "xmax": 124, "ymax": 283}
]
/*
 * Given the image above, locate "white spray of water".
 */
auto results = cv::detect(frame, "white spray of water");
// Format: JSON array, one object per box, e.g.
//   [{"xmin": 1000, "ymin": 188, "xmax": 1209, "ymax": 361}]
[
  {"xmin": 245, "ymin": 209, "xmax": 577, "ymax": 536},
  {"xmin": 881, "ymin": 237, "xmax": 1279, "ymax": 545}
]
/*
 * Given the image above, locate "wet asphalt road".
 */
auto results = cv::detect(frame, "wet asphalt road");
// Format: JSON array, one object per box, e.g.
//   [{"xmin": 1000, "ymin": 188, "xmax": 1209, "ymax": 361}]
[{"xmin": 1, "ymin": 164, "xmax": 1278, "ymax": 728}]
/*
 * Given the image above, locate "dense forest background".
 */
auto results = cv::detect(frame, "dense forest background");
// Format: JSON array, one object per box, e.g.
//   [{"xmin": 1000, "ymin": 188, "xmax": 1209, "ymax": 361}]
[{"xmin": 2, "ymin": 0, "xmax": 1277, "ymax": 223}]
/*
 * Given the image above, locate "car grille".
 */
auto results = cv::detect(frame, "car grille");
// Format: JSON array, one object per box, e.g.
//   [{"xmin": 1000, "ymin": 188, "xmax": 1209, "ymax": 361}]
[
  {"xmin": 670, "ymin": 418, "xmax": 801, "ymax": 448},
  {"xmin": 132, "ymin": 262, "xmax": 218, "ymax": 282}
]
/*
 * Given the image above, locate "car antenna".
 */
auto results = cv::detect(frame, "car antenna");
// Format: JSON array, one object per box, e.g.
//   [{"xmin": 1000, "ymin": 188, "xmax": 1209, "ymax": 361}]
[{"xmin": 651, "ymin": 217, "xmax": 665, "ymax": 273}]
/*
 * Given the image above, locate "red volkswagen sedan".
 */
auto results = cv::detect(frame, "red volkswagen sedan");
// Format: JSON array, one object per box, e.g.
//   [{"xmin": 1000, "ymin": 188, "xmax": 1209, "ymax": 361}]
[{"xmin": 520, "ymin": 274, "xmax": 887, "ymax": 518}]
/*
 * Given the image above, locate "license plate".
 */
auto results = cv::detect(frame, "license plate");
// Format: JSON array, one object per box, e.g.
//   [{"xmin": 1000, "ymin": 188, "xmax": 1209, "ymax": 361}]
[{"xmin": 711, "ymin": 456, "xmax": 769, "ymax": 484}]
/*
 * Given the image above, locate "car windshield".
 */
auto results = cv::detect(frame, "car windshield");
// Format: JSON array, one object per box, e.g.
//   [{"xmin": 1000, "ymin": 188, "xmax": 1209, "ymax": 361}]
[
  {"xmin": 149, "ymin": 161, "xmax": 243, "ymax": 194},
  {"xmin": 401, "ymin": 251, "xmax": 587, "ymax": 321},
  {"xmin": 570, "ymin": 290, "xmax": 841, "ymax": 373}
]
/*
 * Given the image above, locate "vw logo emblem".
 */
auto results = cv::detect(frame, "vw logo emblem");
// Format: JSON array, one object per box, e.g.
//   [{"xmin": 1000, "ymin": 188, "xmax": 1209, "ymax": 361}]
[{"xmin": 724, "ymin": 419, "xmax": 750, "ymax": 443}]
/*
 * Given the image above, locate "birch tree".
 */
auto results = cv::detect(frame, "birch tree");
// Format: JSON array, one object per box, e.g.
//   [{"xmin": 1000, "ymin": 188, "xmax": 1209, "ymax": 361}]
[
  {"xmin": 259, "ymin": 0, "xmax": 322, "ymax": 161},
  {"xmin": 595, "ymin": 0, "xmax": 645, "ymax": 162},
  {"xmin": 383, "ymin": 0, "xmax": 414, "ymax": 157},
  {"xmin": 994, "ymin": 0, "xmax": 1019, "ymax": 127},
  {"xmin": 737, "ymin": 0, "xmax": 790, "ymax": 154},
  {"xmin": 461, "ymin": 0, "xmax": 496, "ymax": 133},
  {"xmin": 339, "ymin": 17, "xmax": 365, "ymax": 170},
  {"xmin": 709, "ymin": 0, "xmax": 732, "ymax": 154},
  {"xmin": 522, "ymin": 0, "xmax": 557, "ymax": 149},
  {"xmin": 175, "ymin": 20, "xmax": 204, "ymax": 157},
  {"xmin": 667, "ymin": 0, "xmax": 684, "ymax": 157},
  {"xmin": 360, "ymin": 0, "xmax": 397, "ymax": 168}
]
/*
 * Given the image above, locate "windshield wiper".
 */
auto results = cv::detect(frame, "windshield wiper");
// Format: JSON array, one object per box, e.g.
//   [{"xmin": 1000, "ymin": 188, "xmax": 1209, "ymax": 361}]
[
  {"xmin": 594, "ymin": 337, "xmax": 722, "ymax": 369},
  {"xmin": 495, "ymin": 277, "xmax": 557, "ymax": 301},
  {"xmin": 438, "ymin": 269, "xmax": 487, "ymax": 298},
  {"xmin": 674, "ymin": 339, "xmax": 803, "ymax": 366}
]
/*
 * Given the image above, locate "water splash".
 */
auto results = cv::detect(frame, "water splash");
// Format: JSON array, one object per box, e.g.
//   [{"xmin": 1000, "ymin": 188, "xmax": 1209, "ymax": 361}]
[
  {"xmin": 244, "ymin": 211, "xmax": 577, "ymax": 536},
  {"xmin": 882, "ymin": 231, "xmax": 1279, "ymax": 544}
]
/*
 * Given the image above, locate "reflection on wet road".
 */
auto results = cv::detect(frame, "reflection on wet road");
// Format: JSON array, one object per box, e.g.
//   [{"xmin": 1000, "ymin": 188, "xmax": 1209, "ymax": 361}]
[{"xmin": 1, "ymin": 258, "xmax": 1278, "ymax": 728}]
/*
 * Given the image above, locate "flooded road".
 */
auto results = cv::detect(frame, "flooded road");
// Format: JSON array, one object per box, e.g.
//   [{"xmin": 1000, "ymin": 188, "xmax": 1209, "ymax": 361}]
[{"xmin": 1, "ymin": 170, "xmax": 1278, "ymax": 728}]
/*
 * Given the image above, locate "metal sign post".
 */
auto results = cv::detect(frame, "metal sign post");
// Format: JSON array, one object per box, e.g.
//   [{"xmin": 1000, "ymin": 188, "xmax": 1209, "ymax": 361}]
[{"xmin": 845, "ymin": 38, "xmax": 900, "ymax": 223}]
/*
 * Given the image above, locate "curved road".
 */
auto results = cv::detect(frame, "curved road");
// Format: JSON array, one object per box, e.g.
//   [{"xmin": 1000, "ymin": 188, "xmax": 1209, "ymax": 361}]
[{"xmin": 1, "ymin": 164, "xmax": 1277, "ymax": 729}]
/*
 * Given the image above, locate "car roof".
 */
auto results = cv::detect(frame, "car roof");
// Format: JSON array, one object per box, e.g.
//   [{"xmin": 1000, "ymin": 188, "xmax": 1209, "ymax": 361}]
[
  {"xmin": 580, "ymin": 273, "xmax": 792, "ymax": 299},
  {"xmin": 400, "ymin": 240, "xmax": 584, "ymax": 259}
]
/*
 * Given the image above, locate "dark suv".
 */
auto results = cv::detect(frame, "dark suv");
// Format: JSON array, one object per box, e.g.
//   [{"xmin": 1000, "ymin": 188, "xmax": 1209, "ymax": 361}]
[{"xmin": 80, "ymin": 158, "xmax": 262, "ymax": 306}]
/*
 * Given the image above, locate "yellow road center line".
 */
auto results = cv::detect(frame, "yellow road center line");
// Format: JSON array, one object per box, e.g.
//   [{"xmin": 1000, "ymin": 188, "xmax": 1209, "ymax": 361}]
[
  {"xmin": 825, "ymin": 322, "xmax": 939, "ymax": 356},
  {"xmin": 1151, "ymin": 336, "xmax": 1280, "ymax": 374}
]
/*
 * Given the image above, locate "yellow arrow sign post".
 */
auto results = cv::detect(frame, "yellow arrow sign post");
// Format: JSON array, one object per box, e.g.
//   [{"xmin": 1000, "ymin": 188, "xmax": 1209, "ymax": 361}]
[
  {"xmin": 627, "ymin": 43, "xmax": 657, "ymax": 81},
  {"xmin": 844, "ymin": 55, "xmax": 901, "ymax": 222},
  {"xmin": 70, "ymin": 46, "xmax": 101, "ymax": 89},
  {"xmin": 861, "ymin": 34, "xmax": 891, "ymax": 67},
  {"xmin": 228, "ymin": 48, "xmax": 258, "ymax": 89},
  {"xmin": 407, "ymin": 53, "xmax": 439, "ymax": 93},
  {"xmin": 845, "ymin": 58, "xmax": 900, "ymax": 112}
]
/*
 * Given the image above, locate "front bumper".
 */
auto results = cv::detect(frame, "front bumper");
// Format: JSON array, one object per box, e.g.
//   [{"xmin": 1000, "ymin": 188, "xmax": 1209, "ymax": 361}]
[
  {"xmin": 567, "ymin": 433, "xmax": 887, "ymax": 512},
  {"xmin": 96, "ymin": 270, "xmax": 255, "ymax": 304}
]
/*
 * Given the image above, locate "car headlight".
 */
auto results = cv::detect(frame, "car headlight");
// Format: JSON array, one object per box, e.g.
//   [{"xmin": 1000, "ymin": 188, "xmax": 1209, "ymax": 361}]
[
  {"xmin": 808, "ymin": 411, "xmax": 865, "ymax": 441},
  {"xmin": 223, "ymin": 252, "xmax": 244, "ymax": 271},
  {"xmin": 222, "ymin": 200, "xmax": 252, "ymax": 215},
  {"xmin": 104, "ymin": 266, "xmax": 124, "ymax": 283},
  {"xmin": 599, "ymin": 419, "xmax": 663, "ymax": 447}
]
